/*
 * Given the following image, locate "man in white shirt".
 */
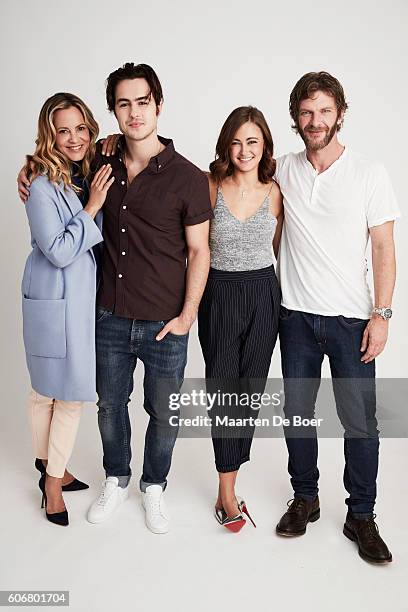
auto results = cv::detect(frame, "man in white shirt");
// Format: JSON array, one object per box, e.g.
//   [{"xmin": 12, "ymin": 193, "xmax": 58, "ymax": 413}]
[{"xmin": 274, "ymin": 71, "xmax": 399, "ymax": 564}]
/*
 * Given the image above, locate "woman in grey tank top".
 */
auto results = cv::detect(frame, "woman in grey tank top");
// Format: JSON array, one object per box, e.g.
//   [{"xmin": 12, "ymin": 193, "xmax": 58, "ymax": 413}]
[{"xmin": 198, "ymin": 106, "xmax": 283, "ymax": 531}]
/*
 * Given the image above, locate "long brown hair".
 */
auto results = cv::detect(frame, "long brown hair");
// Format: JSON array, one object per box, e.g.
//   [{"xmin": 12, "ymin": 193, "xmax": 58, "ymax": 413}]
[
  {"xmin": 209, "ymin": 106, "xmax": 276, "ymax": 184},
  {"xmin": 289, "ymin": 71, "xmax": 348, "ymax": 133},
  {"xmin": 26, "ymin": 92, "xmax": 99, "ymax": 191}
]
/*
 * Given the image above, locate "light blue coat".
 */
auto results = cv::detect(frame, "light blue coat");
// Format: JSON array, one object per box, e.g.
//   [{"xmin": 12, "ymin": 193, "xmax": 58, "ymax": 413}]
[{"xmin": 22, "ymin": 175, "xmax": 103, "ymax": 401}]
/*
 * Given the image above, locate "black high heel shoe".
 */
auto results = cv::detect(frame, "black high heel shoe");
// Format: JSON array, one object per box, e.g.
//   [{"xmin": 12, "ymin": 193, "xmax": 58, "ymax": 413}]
[
  {"xmin": 35, "ymin": 459, "xmax": 89, "ymax": 491},
  {"xmin": 38, "ymin": 473, "xmax": 69, "ymax": 526}
]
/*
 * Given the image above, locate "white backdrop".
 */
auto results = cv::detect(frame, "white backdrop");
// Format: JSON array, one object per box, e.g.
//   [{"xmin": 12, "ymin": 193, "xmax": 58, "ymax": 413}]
[
  {"xmin": 1, "ymin": 0, "xmax": 406, "ymax": 395},
  {"xmin": 0, "ymin": 2, "xmax": 407, "ymax": 609}
]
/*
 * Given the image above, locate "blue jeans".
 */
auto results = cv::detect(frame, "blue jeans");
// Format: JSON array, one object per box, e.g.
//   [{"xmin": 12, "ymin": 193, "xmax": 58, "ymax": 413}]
[
  {"xmin": 279, "ymin": 307, "xmax": 378, "ymax": 518},
  {"xmin": 95, "ymin": 307, "xmax": 188, "ymax": 491}
]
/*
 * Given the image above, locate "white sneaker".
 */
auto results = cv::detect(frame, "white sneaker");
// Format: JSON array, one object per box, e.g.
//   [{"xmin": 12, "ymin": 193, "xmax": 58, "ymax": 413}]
[
  {"xmin": 141, "ymin": 485, "xmax": 169, "ymax": 534},
  {"xmin": 87, "ymin": 476, "xmax": 129, "ymax": 524}
]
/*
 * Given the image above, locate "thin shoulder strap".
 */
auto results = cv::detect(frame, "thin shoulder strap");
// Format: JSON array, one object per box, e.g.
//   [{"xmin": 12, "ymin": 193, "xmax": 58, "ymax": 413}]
[
  {"xmin": 213, "ymin": 184, "xmax": 224, "ymax": 209},
  {"xmin": 259, "ymin": 182, "xmax": 274, "ymax": 210},
  {"xmin": 266, "ymin": 182, "xmax": 274, "ymax": 198}
]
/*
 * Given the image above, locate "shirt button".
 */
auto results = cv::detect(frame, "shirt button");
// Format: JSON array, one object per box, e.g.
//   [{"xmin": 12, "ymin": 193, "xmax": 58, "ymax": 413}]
[
  {"xmin": 123, "ymin": 205, "xmax": 127, "ymax": 210},
  {"xmin": 118, "ymin": 274, "xmax": 123, "ymax": 278},
  {"xmin": 121, "ymin": 228, "xmax": 126, "ymax": 233},
  {"xmin": 121, "ymin": 251, "xmax": 126, "ymax": 256},
  {"xmin": 121, "ymin": 180, "xmax": 126, "ymax": 185},
  {"xmin": 158, "ymin": 164, "xmax": 162, "ymax": 169}
]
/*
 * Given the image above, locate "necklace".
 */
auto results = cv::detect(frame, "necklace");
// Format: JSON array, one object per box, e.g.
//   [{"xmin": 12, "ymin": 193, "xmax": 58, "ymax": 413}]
[{"xmin": 231, "ymin": 178, "xmax": 257, "ymax": 199}]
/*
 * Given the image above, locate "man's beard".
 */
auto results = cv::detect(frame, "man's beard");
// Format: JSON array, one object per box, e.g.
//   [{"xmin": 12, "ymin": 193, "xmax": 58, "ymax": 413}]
[{"xmin": 299, "ymin": 121, "xmax": 338, "ymax": 151}]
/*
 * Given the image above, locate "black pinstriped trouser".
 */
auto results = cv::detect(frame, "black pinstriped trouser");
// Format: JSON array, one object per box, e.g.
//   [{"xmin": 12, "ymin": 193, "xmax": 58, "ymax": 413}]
[{"xmin": 198, "ymin": 266, "xmax": 281, "ymax": 472}]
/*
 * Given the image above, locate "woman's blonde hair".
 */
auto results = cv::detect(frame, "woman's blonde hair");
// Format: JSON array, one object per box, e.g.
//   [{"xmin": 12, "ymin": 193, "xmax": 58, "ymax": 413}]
[{"xmin": 26, "ymin": 92, "xmax": 99, "ymax": 191}]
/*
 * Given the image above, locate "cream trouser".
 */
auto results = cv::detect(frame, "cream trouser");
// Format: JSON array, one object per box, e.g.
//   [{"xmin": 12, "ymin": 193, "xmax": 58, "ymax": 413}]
[{"xmin": 27, "ymin": 389, "xmax": 83, "ymax": 478}]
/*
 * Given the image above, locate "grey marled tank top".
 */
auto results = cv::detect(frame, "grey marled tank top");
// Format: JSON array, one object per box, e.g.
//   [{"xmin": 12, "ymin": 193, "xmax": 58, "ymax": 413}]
[{"xmin": 209, "ymin": 186, "xmax": 277, "ymax": 271}]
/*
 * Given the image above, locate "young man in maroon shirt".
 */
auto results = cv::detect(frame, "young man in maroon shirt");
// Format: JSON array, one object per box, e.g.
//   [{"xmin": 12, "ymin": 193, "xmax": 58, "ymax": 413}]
[{"xmin": 18, "ymin": 63, "xmax": 213, "ymax": 533}]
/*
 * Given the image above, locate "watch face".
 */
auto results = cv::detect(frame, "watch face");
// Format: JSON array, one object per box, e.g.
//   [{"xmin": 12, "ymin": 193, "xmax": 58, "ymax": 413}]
[{"xmin": 384, "ymin": 308, "xmax": 393, "ymax": 319}]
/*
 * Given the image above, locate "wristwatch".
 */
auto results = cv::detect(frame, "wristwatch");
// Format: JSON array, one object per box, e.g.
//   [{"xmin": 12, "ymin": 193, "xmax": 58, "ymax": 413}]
[{"xmin": 372, "ymin": 307, "xmax": 393, "ymax": 320}]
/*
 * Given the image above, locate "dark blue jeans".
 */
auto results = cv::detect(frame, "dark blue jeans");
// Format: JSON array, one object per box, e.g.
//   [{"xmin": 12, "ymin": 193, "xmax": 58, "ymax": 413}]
[
  {"xmin": 96, "ymin": 307, "xmax": 188, "ymax": 491},
  {"xmin": 279, "ymin": 307, "xmax": 378, "ymax": 518}
]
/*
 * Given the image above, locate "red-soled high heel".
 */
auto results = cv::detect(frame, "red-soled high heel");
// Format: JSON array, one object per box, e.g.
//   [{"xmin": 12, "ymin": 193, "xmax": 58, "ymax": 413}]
[
  {"xmin": 239, "ymin": 498, "xmax": 257, "ymax": 528},
  {"xmin": 214, "ymin": 496, "xmax": 256, "ymax": 532}
]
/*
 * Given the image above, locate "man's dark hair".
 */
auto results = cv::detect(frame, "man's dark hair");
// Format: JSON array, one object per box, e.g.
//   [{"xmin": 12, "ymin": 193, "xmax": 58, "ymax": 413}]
[
  {"xmin": 106, "ymin": 63, "xmax": 163, "ymax": 112},
  {"xmin": 289, "ymin": 71, "xmax": 348, "ymax": 132}
]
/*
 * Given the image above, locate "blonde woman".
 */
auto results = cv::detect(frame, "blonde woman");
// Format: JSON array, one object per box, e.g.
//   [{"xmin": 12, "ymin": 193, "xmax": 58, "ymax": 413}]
[{"xmin": 22, "ymin": 92, "xmax": 114, "ymax": 525}]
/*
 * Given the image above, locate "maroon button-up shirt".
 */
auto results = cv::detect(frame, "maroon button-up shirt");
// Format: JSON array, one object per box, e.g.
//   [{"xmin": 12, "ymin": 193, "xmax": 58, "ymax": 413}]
[{"xmin": 95, "ymin": 136, "xmax": 213, "ymax": 320}]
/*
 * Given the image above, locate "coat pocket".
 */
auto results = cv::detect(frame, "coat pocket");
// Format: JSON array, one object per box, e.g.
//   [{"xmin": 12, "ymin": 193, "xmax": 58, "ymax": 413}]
[{"xmin": 22, "ymin": 297, "xmax": 67, "ymax": 358}]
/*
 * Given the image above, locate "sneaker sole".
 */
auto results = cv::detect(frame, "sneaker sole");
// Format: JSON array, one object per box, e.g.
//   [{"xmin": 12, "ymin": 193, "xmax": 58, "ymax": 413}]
[
  {"xmin": 145, "ymin": 523, "xmax": 169, "ymax": 534},
  {"xmin": 276, "ymin": 508, "xmax": 320, "ymax": 537},
  {"xmin": 87, "ymin": 514, "xmax": 107, "ymax": 524},
  {"xmin": 343, "ymin": 524, "xmax": 392, "ymax": 564}
]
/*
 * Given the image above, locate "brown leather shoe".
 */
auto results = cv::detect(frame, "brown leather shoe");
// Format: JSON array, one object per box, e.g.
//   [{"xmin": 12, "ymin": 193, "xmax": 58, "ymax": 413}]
[
  {"xmin": 276, "ymin": 496, "xmax": 320, "ymax": 536},
  {"xmin": 343, "ymin": 512, "xmax": 392, "ymax": 564}
]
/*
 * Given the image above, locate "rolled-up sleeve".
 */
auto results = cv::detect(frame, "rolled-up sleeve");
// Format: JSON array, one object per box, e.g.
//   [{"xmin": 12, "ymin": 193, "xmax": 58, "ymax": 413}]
[{"xmin": 182, "ymin": 170, "xmax": 214, "ymax": 226}]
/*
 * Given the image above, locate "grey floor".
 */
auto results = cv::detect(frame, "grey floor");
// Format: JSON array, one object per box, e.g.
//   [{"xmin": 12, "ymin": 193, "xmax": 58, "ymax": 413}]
[{"xmin": 1, "ymin": 397, "xmax": 407, "ymax": 612}]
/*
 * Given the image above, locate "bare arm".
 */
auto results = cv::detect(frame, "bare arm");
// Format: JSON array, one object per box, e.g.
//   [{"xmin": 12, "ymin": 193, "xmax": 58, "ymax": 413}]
[
  {"xmin": 273, "ymin": 211, "xmax": 284, "ymax": 258},
  {"xmin": 204, "ymin": 172, "xmax": 218, "ymax": 208},
  {"xmin": 370, "ymin": 221, "xmax": 396, "ymax": 309},
  {"xmin": 156, "ymin": 220, "xmax": 211, "ymax": 340},
  {"xmin": 360, "ymin": 221, "xmax": 396, "ymax": 363},
  {"xmin": 181, "ymin": 221, "xmax": 211, "ymax": 323},
  {"xmin": 270, "ymin": 182, "xmax": 283, "ymax": 257}
]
